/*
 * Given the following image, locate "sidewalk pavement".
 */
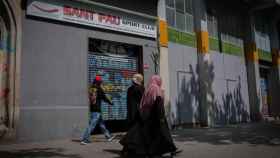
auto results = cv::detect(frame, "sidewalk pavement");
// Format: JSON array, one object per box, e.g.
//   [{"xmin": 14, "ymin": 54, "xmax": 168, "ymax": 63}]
[{"xmin": 0, "ymin": 122, "xmax": 280, "ymax": 158}]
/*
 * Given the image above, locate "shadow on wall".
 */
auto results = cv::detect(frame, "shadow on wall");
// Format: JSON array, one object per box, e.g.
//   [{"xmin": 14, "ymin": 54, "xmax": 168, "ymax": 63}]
[
  {"xmin": 214, "ymin": 77, "xmax": 250, "ymax": 125},
  {"xmin": 175, "ymin": 64, "xmax": 200, "ymax": 126},
  {"xmin": 174, "ymin": 60, "xmax": 249, "ymax": 127}
]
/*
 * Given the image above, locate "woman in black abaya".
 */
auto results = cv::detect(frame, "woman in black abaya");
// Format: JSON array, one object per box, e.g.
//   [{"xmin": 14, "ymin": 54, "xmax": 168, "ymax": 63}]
[{"xmin": 120, "ymin": 75, "xmax": 178, "ymax": 158}]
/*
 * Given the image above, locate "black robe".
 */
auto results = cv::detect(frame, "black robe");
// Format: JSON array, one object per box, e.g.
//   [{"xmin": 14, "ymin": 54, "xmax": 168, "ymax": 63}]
[
  {"xmin": 120, "ymin": 96, "xmax": 177, "ymax": 156},
  {"xmin": 127, "ymin": 83, "xmax": 144, "ymax": 128}
]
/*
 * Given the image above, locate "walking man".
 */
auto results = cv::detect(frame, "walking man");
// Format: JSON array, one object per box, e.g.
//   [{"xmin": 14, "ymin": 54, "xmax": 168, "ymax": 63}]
[{"xmin": 81, "ymin": 75, "xmax": 114, "ymax": 145}]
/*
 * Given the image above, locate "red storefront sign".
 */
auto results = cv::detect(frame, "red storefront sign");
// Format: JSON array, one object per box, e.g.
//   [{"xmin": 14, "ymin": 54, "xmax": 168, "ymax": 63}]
[{"xmin": 27, "ymin": 0, "xmax": 157, "ymax": 38}]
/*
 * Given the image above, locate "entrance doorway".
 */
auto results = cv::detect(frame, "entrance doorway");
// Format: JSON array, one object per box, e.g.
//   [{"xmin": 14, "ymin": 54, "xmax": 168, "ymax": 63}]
[
  {"xmin": 87, "ymin": 38, "xmax": 143, "ymax": 131},
  {"xmin": 260, "ymin": 67, "xmax": 271, "ymax": 117}
]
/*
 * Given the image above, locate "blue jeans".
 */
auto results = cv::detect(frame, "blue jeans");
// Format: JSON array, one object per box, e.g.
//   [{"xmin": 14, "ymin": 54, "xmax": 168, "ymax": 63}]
[{"xmin": 82, "ymin": 112, "xmax": 111, "ymax": 142}]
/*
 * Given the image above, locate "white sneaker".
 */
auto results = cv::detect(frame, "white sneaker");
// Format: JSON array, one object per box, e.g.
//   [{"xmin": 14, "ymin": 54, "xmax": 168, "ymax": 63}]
[
  {"xmin": 80, "ymin": 141, "xmax": 88, "ymax": 145},
  {"xmin": 107, "ymin": 135, "xmax": 116, "ymax": 142}
]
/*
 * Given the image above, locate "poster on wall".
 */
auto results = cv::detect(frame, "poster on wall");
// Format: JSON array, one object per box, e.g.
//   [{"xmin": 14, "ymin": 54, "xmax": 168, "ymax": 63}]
[{"xmin": 88, "ymin": 54, "xmax": 137, "ymax": 120}]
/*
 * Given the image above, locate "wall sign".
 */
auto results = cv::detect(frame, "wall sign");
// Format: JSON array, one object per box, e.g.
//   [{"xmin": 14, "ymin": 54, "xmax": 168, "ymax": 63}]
[{"xmin": 27, "ymin": 0, "xmax": 157, "ymax": 38}]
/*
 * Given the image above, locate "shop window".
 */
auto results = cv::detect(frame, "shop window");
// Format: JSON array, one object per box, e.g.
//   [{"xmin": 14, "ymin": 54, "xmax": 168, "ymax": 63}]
[
  {"xmin": 207, "ymin": 13, "xmax": 220, "ymax": 52},
  {"xmin": 207, "ymin": 14, "xmax": 218, "ymax": 38},
  {"xmin": 166, "ymin": 7, "xmax": 175, "ymax": 27},
  {"xmin": 175, "ymin": 0, "xmax": 184, "ymax": 13},
  {"xmin": 176, "ymin": 12, "xmax": 185, "ymax": 31},
  {"xmin": 166, "ymin": 0, "xmax": 175, "ymax": 7},
  {"xmin": 218, "ymin": 14, "xmax": 244, "ymax": 55},
  {"xmin": 220, "ymin": 15, "xmax": 243, "ymax": 44},
  {"xmin": 185, "ymin": 13, "xmax": 194, "ymax": 33},
  {"xmin": 184, "ymin": 0, "xmax": 193, "ymax": 14},
  {"xmin": 256, "ymin": 32, "xmax": 271, "ymax": 52},
  {"xmin": 255, "ymin": 15, "xmax": 271, "ymax": 53},
  {"xmin": 166, "ymin": 0, "xmax": 194, "ymax": 33}
]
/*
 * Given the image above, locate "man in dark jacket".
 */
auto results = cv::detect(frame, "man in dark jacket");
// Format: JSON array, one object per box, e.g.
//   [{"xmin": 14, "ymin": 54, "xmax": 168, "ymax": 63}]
[
  {"xmin": 127, "ymin": 74, "xmax": 144, "ymax": 128},
  {"xmin": 81, "ymin": 75, "xmax": 114, "ymax": 145}
]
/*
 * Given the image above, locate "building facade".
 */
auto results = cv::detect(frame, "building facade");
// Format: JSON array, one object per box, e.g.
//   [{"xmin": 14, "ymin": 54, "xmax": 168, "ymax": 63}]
[
  {"xmin": 0, "ymin": 0, "xmax": 280, "ymax": 142},
  {"xmin": 163, "ymin": 0, "xmax": 280, "ymax": 127}
]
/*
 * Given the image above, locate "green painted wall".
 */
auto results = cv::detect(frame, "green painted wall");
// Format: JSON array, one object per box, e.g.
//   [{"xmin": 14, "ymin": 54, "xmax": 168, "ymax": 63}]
[
  {"xmin": 258, "ymin": 49, "xmax": 272, "ymax": 62},
  {"xmin": 222, "ymin": 41, "xmax": 244, "ymax": 57},
  {"xmin": 209, "ymin": 37, "xmax": 219, "ymax": 52},
  {"xmin": 168, "ymin": 28, "xmax": 245, "ymax": 58},
  {"xmin": 168, "ymin": 27, "xmax": 196, "ymax": 47}
]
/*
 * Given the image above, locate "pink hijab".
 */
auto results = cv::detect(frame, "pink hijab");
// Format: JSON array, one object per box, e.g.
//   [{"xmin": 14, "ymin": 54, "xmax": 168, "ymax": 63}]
[{"xmin": 140, "ymin": 75, "xmax": 164, "ymax": 111}]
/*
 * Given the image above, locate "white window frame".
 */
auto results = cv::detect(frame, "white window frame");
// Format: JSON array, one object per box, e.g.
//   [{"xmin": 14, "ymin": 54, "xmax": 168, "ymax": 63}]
[{"xmin": 166, "ymin": 0, "xmax": 194, "ymax": 34}]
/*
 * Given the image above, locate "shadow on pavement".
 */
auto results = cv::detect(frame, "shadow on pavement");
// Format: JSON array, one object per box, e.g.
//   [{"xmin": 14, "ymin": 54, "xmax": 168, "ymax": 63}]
[
  {"xmin": 0, "ymin": 148, "xmax": 82, "ymax": 158},
  {"xmin": 172, "ymin": 123, "xmax": 280, "ymax": 146},
  {"xmin": 103, "ymin": 149, "xmax": 175, "ymax": 158},
  {"xmin": 103, "ymin": 149, "xmax": 122, "ymax": 158}
]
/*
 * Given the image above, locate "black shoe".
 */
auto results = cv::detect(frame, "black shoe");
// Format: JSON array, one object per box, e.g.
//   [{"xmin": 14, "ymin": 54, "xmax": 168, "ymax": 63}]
[
  {"xmin": 121, "ymin": 150, "xmax": 128, "ymax": 157},
  {"xmin": 171, "ymin": 148, "xmax": 183, "ymax": 156}
]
